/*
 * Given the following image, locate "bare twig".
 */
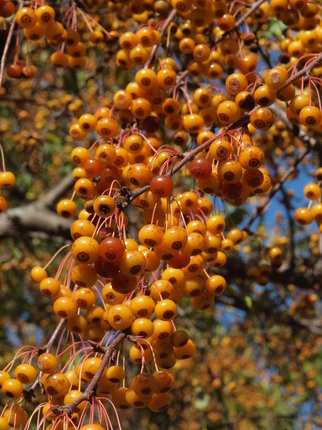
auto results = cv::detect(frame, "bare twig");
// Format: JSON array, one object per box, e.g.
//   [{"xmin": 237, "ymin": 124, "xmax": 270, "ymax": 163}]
[
  {"xmin": 234, "ymin": 0, "xmax": 266, "ymax": 29},
  {"xmin": 43, "ymin": 319, "xmax": 66, "ymax": 353},
  {"xmin": 213, "ymin": 0, "xmax": 266, "ymax": 47},
  {"xmin": 145, "ymin": 9, "xmax": 177, "ymax": 69},
  {"xmin": 0, "ymin": 18, "xmax": 16, "ymax": 88}
]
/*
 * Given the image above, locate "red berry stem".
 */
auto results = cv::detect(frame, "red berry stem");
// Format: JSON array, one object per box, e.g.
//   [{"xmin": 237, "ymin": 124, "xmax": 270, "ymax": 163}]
[
  {"xmin": 24, "ymin": 319, "xmax": 66, "ymax": 400},
  {"xmin": 53, "ymin": 331, "xmax": 127, "ymax": 416},
  {"xmin": 280, "ymin": 51, "xmax": 322, "ymax": 92}
]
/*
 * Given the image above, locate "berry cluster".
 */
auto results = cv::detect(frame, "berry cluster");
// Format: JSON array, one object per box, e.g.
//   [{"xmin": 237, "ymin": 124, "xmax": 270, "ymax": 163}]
[
  {"xmin": 1, "ymin": 1, "xmax": 117, "ymax": 83},
  {"xmin": 0, "ymin": 145, "xmax": 15, "ymax": 213},
  {"xmin": 295, "ymin": 167, "xmax": 322, "ymax": 230},
  {"xmin": 0, "ymin": 0, "xmax": 322, "ymax": 428}
]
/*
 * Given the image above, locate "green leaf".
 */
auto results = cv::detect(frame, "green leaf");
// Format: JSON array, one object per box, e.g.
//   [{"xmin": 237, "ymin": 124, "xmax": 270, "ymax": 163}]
[
  {"xmin": 229, "ymin": 208, "xmax": 249, "ymax": 225},
  {"xmin": 245, "ymin": 296, "xmax": 252, "ymax": 309},
  {"xmin": 45, "ymin": 131, "xmax": 63, "ymax": 145},
  {"xmin": 63, "ymin": 69, "xmax": 79, "ymax": 94},
  {"xmin": 315, "ymin": 372, "xmax": 322, "ymax": 386},
  {"xmin": 262, "ymin": 18, "xmax": 287, "ymax": 38},
  {"xmin": 117, "ymin": 69, "xmax": 133, "ymax": 88},
  {"xmin": 194, "ymin": 394, "xmax": 210, "ymax": 411}
]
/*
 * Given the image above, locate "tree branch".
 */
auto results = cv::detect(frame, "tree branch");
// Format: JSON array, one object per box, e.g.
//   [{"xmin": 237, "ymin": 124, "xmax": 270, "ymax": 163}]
[
  {"xmin": 42, "ymin": 173, "xmax": 75, "ymax": 206},
  {"xmin": 53, "ymin": 331, "xmax": 127, "ymax": 416},
  {"xmin": 0, "ymin": 205, "xmax": 72, "ymax": 239},
  {"xmin": 224, "ymin": 255, "xmax": 321, "ymax": 291},
  {"xmin": 0, "ymin": 174, "xmax": 75, "ymax": 239}
]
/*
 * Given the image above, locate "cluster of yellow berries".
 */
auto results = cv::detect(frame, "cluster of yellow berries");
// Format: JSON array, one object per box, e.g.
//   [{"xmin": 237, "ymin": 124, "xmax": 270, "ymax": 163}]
[
  {"xmin": 295, "ymin": 167, "xmax": 322, "ymax": 232},
  {"xmin": 0, "ymin": 169, "xmax": 15, "ymax": 214}
]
